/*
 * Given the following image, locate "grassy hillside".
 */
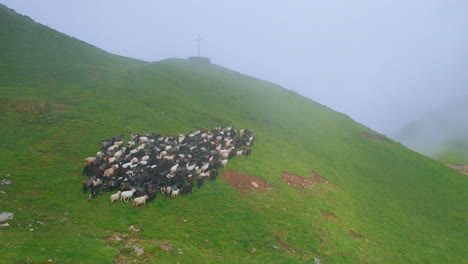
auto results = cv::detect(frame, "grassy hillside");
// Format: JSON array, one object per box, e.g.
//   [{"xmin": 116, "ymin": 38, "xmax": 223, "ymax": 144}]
[
  {"xmin": 0, "ymin": 4, "xmax": 466, "ymax": 264},
  {"xmin": 394, "ymin": 96, "xmax": 468, "ymax": 164}
]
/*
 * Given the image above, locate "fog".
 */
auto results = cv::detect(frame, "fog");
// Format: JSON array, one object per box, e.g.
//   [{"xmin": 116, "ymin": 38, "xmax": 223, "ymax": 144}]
[
  {"xmin": 2, "ymin": 0, "xmax": 467, "ymax": 135},
  {"xmin": 395, "ymin": 95, "xmax": 468, "ymax": 159}
]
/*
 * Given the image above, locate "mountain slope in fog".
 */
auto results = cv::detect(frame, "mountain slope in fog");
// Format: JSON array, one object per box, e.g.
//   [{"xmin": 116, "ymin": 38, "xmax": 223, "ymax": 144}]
[
  {"xmin": 0, "ymin": 4, "xmax": 466, "ymax": 264},
  {"xmin": 395, "ymin": 95, "xmax": 468, "ymax": 163}
]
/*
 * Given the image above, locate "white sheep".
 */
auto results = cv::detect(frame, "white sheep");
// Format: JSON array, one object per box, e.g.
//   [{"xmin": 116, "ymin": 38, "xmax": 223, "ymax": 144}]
[
  {"xmin": 113, "ymin": 149, "xmax": 123, "ymax": 158},
  {"xmin": 200, "ymin": 163, "xmax": 209, "ymax": 172},
  {"xmin": 108, "ymin": 157, "xmax": 116, "ymax": 164},
  {"xmin": 132, "ymin": 195, "xmax": 149, "ymax": 207},
  {"xmin": 121, "ymin": 189, "xmax": 136, "ymax": 203},
  {"xmin": 236, "ymin": 150, "xmax": 243, "ymax": 157},
  {"xmin": 171, "ymin": 189, "xmax": 180, "ymax": 198},
  {"xmin": 110, "ymin": 191, "xmax": 121, "ymax": 204},
  {"xmin": 127, "ymin": 140, "xmax": 136, "ymax": 148},
  {"xmin": 107, "ymin": 145, "xmax": 117, "ymax": 152},
  {"xmin": 220, "ymin": 159, "xmax": 228, "ymax": 167},
  {"xmin": 170, "ymin": 164, "xmax": 179, "ymax": 173},
  {"xmin": 138, "ymin": 136, "xmax": 148, "ymax": 144}
]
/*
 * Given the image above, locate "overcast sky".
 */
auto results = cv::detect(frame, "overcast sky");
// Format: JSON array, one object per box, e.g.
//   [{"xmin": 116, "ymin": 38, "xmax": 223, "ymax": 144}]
[{"xmin": 2, "ymin": 0, "xmax": 467, "ymax": 135}]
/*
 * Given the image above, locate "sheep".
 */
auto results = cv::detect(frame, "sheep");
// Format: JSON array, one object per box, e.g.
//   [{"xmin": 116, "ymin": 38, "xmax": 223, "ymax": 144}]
[
  {"xmin": 133, "ymin": 195, "xmax": 149, "ymax": 207},
  {"xmin": 181, "ymin": 184, "xmax": 193, "ymax": 195},
  {"xmin": 103, "ymin": 164, "xmax": 118, "ymax": 178},
  {"xmin": 83, "ymin": 157, "xmax": 96, "ymax": 166},
  {"xmin": 127, "ymin": 140, "xmax": 136, "ymax": 148},
  {"xmin": 88, "ymin": 180, "xmax": 103, "ymax": 201},
  {"xmin": 113, "ymin": 149, "xmax": 124, "ymax": 158},
  {"xmin": 110, "ymin": 191, "xmax": 121, "ymax": 204},
  {"xmin": 107, "ymin": 145, "xmax": 117, "ymax": 152},
  {"xmin": 83, "ymin": 176, "xmax": 96, "ymax": 192},
  {"xmin": 171, "ymin": 189, "xmax": 180, "ymax": 198},
  {"xmin": 108, "ymin": 157, "xmax": 116, "ymax": 164},
  {"xmin": 139, "ymin": 136, "xmax": 148, "ymax": 144},
  {"xmin": 170, "ymin": 164, "xmax": 179, "ymax": 174},
  {"xmin": 200, "ymin": 163, "xmax": 210, "ymax": 172},
  {"xmin": 137, "ymin": 143, "xmax": 146, "ymax": 151},
  {"xmin": 220, "ymin": 159, "xmax": 228, "ymax": 167},
  {"xmin": 236, "ymin": 150, "xmax": 243, "ymax": 157},
  {"xmin": 121, "ymin": 188, "xmax": 136, "ymax": 203}
]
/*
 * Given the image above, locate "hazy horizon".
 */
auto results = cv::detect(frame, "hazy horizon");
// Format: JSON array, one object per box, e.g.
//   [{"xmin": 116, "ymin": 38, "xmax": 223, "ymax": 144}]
[{"xmin": 2, "ymin": 0, "xmax": 467, "ymax": 135}]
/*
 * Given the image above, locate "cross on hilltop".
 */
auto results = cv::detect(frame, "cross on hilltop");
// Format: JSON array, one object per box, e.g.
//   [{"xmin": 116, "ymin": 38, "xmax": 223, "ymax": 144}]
[{"xmin": 194, "ymin": 35, "xmax": 203, "ymax": 57}]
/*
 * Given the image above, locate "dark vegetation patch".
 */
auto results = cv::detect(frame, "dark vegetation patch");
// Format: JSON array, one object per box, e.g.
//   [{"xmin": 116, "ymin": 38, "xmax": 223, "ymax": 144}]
[
  {"xmin": 222, "ymin": 169, "xmax": 272, "ymax": 195},
  {"xmin": 0, "ymin": 98, "xmax": 68, "ymax": 116},
  {"xmin": 282, "ymin": 171, "xmax": 330, "ymax": 190}
]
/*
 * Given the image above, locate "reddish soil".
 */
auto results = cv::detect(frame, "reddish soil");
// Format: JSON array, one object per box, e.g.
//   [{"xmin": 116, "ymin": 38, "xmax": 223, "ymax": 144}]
[
  {"xmin": 272, "ymin": 234, "xmax": 296, "ymax": 253},
  {"xmin": 320, "ymin": 210, "xmax": 337, "ymax": 220},
  {"xmin": 222, "ymin": 169, "xmax": 273, "ymax": 195},
  {"xmin": 349, "ymin": 229, "xmax": 363, "ymax": 239},
  {"xmin": 282, "ymin": 171, "xmax": 330, "ymax": 190},
  {"xmin": 360, "ymin": 133, "xmax": 389, "ymax": 142},
  {"xmin": 445, "ymin": 164, "xmax": 468, "ymax": 175}
]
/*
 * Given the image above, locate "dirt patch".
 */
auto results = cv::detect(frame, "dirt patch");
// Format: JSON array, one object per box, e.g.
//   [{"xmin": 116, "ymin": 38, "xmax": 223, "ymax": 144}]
[
  {"xmin": 282, "ymin": 171, "xmax": 330, "ymax": 190},
  {"xmin": 222, "ymin": 170, "xmax": 272, "ymax": 195},
  {"xmin": 272, "ymin": 234, "xmax": 296, "ymax": 253},
  {"xmin": 360, "ymin": 133, "xmax": 390, "ymax": 142},
  {"xmin": 445, "ymin": 164, "xmax": 468, "ymax": 175},
  {"xmin": 349, "ymin": 229, "xmax": 363, "ymax": 239},
  {"xmin": 320, "ymin": 210, "xmax": 337, "ymax": 221}
]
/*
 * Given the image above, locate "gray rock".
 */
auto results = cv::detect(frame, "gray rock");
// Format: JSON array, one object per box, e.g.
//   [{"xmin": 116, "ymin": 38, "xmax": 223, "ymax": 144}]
[
  {"xmin": 134, "ymin": 246, "xmax": 144, "ymax": 256},
  {"xmin": 0, "ymin": 212, "xmax": 13, "ymax": 222}
]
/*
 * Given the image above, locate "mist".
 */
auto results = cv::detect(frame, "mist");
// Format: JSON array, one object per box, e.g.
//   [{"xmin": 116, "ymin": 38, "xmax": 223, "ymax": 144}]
[
  {"xmin": 1, "ymin": 0, "xmax": 467, "ymax": 135},
  {"xmin": 395, "ymin": 95, "xmax": 468, "ymax": 160}
]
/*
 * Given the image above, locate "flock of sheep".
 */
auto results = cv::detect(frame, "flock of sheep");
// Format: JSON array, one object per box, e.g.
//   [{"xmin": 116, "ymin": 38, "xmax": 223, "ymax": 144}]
[{"xmin": 82, "ymin": 127, "xmax": 255, "ymax": 207}]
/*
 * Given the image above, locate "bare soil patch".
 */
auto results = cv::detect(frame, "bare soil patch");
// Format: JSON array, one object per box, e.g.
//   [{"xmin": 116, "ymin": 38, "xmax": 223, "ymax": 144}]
[
  {"xmin": 360, "ymin": 133, "xmax": 390, "ymax": 142},
  {"xmin": 282, "ymin": 171, "xmax": 330, "ymax": 190},
  {"xmin": 222, "ymin": 169, "xmax": 272, "ymax": 195},
  {"xmin": 349, "ymin": 229, "xmax": 363, "ymax": 239},
  {"xmin": 320, "ymin": 210, "xmax": 337, "ymax": 221},
  {"xmin": 272, "ymin": 234, "xmax": 296, "ymax": 253},
  {"xmin": 445, "ymin": 164, "xmax": 468, "ymax": 175}
]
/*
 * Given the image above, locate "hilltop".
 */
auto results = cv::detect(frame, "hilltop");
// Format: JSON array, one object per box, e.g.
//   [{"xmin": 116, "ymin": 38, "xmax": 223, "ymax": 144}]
[{"xmin": 0, "ymin": 4, "xmax": 466, "ymax": 264}]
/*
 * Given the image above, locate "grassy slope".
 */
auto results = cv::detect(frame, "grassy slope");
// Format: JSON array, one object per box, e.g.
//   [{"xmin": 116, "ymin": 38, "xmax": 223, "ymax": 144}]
[{"xmin": 0, "ymin": 4, "xmax": 466, "ymax": 264}]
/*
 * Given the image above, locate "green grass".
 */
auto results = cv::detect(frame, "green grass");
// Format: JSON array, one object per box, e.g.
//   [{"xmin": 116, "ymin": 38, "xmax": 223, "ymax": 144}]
[{"xmin": 0, "ymin": 3, "xmax": 467, "ymax": 263}]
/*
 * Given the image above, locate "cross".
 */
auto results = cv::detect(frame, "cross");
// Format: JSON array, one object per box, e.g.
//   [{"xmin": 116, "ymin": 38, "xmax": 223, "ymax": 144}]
[{"xmin": 194, "ymin": 35, "xmax": 203, "ymax": 57}]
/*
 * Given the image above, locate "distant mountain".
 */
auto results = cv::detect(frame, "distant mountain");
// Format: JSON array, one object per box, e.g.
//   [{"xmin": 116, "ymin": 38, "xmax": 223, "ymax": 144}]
[
  {"xmin": 0, "ymin": 4, "xmax": 466, "ymax": 264},
  {"xmin": 394, "ymin": 96, "xmax": 468, "ymax": 164}
]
